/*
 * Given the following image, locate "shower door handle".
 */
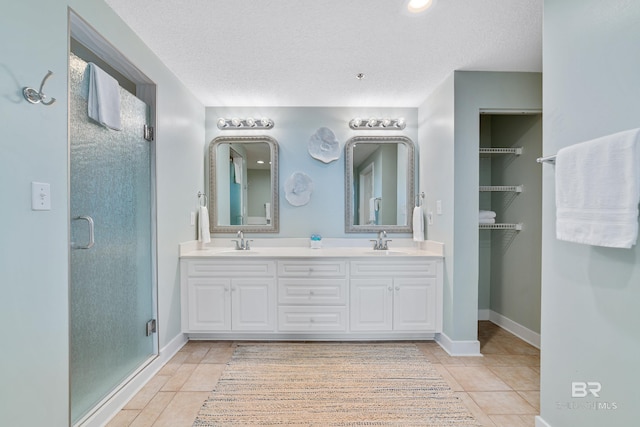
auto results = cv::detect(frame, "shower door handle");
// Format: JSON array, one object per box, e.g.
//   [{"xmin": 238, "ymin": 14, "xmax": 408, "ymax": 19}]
[{"xmin": 74, "ymin": 216, "xmax": 95, "ymax": 249}]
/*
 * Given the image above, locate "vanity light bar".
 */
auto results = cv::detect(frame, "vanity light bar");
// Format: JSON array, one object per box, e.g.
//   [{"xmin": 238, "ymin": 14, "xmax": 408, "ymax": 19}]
[
  {"xmin": 217, "ymin": 117, "xmax": 274, "ymax": 130},
  {"xmin": 349, "ymin": 117, "xmax": 406, "ymax": 130}
]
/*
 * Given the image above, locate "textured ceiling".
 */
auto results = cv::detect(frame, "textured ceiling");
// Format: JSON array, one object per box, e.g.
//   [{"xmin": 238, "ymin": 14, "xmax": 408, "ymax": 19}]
[{"xmin": 103, "ymin": 0, "xmax": 542, "ymax": 107}]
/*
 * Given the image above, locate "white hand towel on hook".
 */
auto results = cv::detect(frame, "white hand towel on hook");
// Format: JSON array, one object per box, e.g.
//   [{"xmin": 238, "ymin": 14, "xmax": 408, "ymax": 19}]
[
  {"xmin": 555, "ymin": 127, "xmax": 640, "ymax": 248},
  {"xmin": 87, "ymin": 63, "xmax": 122, "ymax": 131},
  {"xmin": 413, "ymin": 205, "xmax": 424, "ymax": 241},
  {"xmin": 198, "ymin": 205, "xmax": 211, "ymax": 244}
]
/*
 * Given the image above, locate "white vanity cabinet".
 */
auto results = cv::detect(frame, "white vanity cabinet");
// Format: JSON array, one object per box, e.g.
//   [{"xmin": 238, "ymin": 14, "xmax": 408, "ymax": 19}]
[
  {"xmin": 350, "ymin": 259, "xmax": 442, "ymax": 333},
  {"xmin": 277, "ymin": 260, "xmax": 348, "ymax": 332},
  {"xmin": 180, "ymin": 259, "xmax": 276, "ymax": 332},
  {"xmin": 180, "ymin": 248, "xmax": 443, "ymax": 339}
]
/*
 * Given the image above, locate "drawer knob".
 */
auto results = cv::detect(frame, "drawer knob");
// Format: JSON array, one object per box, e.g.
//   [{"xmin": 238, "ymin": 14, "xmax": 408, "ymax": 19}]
[
  {"xmin": 309, "ymin": 290, "xmax": 315, "ymax": 295},
  {"xmin": 310, "ymin": 318, "xmax": 315, "ymax": 323}
]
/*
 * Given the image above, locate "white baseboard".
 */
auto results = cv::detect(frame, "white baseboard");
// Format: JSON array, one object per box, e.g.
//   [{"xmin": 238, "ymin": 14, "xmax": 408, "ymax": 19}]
[
  {"xmin": 477, "ymin": 309, "xmax": 490, "ymax": 321},
  {"xmin": 535, "ymin": 415, "xmax": 551, "ymax": 427},
  {"xmin": 78, "ymin": 333, "xmax": 188, "ymax": 427},
  {"xmin": 435, "ymin": 332, "xmax": 481, "ymax": 356},
  {"xmin": 488, "ymin": 310, "xmax": 540, "ymax": 349}
]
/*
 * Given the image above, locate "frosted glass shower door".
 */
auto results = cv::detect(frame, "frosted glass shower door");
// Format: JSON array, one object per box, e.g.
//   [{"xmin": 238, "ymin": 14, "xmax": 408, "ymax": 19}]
[{"xmin": 69, "ymin": 54, "xmax": 156, "ymax": 424}]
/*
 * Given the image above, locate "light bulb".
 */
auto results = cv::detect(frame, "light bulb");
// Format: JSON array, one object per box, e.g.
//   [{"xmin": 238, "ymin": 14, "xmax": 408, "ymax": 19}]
[
  {"xmin": 367, "ymin": 118, "xmax": 377, "ymax": 127},
  {"xmin": 246, "ymin": 117, "xmax": 256, "ymax": 127},
  {"xmin": 351, "ymin": 118, "xmax": 362, "ymax": 127},
  {"xmin": 231, "ymin": 118, "xmax": 241, "ymax": 127},
  {"xmin": 407, "ymin": 0, "xmax": 433, "ymax": 13},
  {"xmin": 381, "ymin": 118, "xmax": 391, "ymax": 128},
  {"xmin": 396, "ymin": 118, "xmax": 406, "ymax": 128},
  {"xmin": 217, "ymin": 118, "xmax": 227, "ymax": 129}
]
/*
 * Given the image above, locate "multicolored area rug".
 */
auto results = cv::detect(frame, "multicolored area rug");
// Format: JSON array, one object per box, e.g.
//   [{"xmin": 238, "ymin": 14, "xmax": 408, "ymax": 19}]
[{"xmin": 194, "ymin": 342, "xmax": 479, "ymax": 426}]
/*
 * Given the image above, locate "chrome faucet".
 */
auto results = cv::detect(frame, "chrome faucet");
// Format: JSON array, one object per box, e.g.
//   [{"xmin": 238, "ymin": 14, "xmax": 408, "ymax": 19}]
[
  {"xmin": 232, "ymin": 230, "xmax": 252, "ymax": 250},
  {"xmin": 371, "ymin": 230, "xmax": 391, "ymax": 250}
]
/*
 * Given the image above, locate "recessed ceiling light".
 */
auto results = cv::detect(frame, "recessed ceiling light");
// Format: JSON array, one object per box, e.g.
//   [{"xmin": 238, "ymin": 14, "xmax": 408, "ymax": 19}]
[
  {"xmin": 407, "ymin": 0, "xmax": 434, "ymax": 14},
  {"xmin": 257, "ymin": 160, "xmax": 265, "ymax": 164}
]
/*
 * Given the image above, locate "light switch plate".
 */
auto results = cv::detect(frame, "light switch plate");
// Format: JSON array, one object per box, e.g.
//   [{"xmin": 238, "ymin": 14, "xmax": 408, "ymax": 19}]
[
  {"xmin": 436, "ymin": 200, "xmax": 442, "ymax": 215},
  {"xmin": 32, "ymin": 182, "xmax": 51, "ymax": 211}
]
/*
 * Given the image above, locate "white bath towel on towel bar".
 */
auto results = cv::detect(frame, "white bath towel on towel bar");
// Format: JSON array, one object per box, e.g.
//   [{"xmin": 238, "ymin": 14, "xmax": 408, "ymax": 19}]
[{"xmin": 555, "ymin": 128, "xmax": 640, "ymax": 248}]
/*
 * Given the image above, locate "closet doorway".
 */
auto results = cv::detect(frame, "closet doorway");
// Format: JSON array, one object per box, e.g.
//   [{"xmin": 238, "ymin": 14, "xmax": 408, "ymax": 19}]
[{"xmin": 478, "ymin": 111, "xmax": 542, "ymax": 348}]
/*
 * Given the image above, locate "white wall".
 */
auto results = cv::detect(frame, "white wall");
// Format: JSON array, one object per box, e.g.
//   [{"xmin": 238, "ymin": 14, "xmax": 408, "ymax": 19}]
[
  {"xmin": 0, "ymin": 1, "xmax": 204, "ymax": 425},
  {"xmin": 205, "ymin": 107, "xmax": 418, "ymax": 238},
  {"xmin": 540, "ymin": 1, "xmax": 640, "ymax": 425}
]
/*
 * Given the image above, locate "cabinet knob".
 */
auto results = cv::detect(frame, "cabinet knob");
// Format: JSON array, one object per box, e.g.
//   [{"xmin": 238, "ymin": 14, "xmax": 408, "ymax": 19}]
[
  {"xmin": 231, "ymin": 286, "xmax": 236, "ymax": 292},
  {"xmin": 388, "ymin": 286, "xmax": 393, "ymax": 291},
  {"xmin": 395, "ymin": 286, "xmax": 400, "ymax": 291},
  {"xmin": 309, "ymin": 290, "xmax": 315, "ymax": 295},
  {"xmin": 224, "ymin": 287, "xmax": 229, "ymax": 292},
  {"xmin": 310, "ymin": 318, "xmax": 315, "ymax": 323}
]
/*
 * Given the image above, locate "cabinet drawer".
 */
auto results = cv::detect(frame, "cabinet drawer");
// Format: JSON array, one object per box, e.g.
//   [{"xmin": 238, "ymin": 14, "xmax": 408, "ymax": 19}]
[
  {"xmin": 278, "ymin": 278, "xmax": 347, "ymax": 305},
  {"xmin": 277, "ymin": 260, "xmax": 346, "ymax": 277},
  {"xmin": 350, "ymin": 259, "xmax": 437, "ymax": 277},
  {"xmin": 185, "ymin": 260, "xmax": 275, "ymax": 277},
  {"xmin": 278, "ymin": 306, "xmax": 347, "ymax": 331}
]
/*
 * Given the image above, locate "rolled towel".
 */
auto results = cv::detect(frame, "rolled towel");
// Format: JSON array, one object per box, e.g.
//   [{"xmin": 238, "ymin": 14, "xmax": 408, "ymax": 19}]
[{"xmin": 479, "ymin": 210, "xmax": 497, "ymax": 219}]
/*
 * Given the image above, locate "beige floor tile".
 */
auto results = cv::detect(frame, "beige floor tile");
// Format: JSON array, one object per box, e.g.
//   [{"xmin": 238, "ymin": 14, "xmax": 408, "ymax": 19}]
[
  {"xmin": 201, "ymin": 346, "xmax": 234, "ymax": 364},
  {"xmin": 480, "ymin": 340, "xmax": 510, "ymax": 354},
  {"xmin": 446, "ymin": 366, "xmax": 512, "ymax": 392},
  {"xmin": 124, "ymin": 375, "xmax": 171, "ymax": 410},
  {"xmin": 105, "ymin": 409, "xmax": 139, "ymax": 427},
  {"xmin": 501, "ymin": 338, "xmax": 540, "ymax": 356},
  {"xmin": 489, "ymin": 414, "xmax": 532, "ymax": 427},
  {"xmin": 152, "ymin": 391, "xmax": 210, "ymax": 427},
  {"xmin": 161, "ymin": 364, "xmax": 197, "ymax": 391},
  {"xmin": 454, "ymin": 392, "xmax": 497, "ymax": 427},
  {"xmin": 432, "ymin": 364, "xmax": 464, "ymax": 391},
  {"xmin": 468, "ymin": 391, "xmax": 538, "ymax": 415},
  {"xmin": 519, "ymin": 415, "xmax": 537, "ymax": 426},
  {"xmin": 180, "ymin": 363, "xmax": 226, "ymax": 391},
  {"xmin": 129, "ymin": 392, "xmax": 175, "ymax": 427},
  {"xmin": 517, "ymin": 391, "xmax": 540, "ymax": 411},
  {"xmin": 489, "ymin": 366, "xmax": 540, "ymax": 391}
]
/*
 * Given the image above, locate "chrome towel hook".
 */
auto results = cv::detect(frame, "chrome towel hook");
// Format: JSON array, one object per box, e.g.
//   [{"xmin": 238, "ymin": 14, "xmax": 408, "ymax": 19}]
[{"xmin": 23, "ymin": 70, "xmax": 56, "ymax": 106}]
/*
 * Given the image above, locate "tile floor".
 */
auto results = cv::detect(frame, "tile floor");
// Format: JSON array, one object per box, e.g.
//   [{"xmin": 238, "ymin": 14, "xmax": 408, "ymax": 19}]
[{"xmin": 106, "ymin": 321, "xmax": 540, "ymax": 426}]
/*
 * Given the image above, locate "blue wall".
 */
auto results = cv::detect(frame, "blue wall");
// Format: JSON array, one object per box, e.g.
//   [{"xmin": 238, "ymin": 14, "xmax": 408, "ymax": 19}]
[
  {"xmin": 540, "ymin": 1, "xmax": 640, "ymax": 425},
  {"xmin": 205, "ymin": 107, "xmax": 418, "ymax": 238},
  {"xmin": 0, "ymin": 1, "xmax": 204, "ymax": 425}
]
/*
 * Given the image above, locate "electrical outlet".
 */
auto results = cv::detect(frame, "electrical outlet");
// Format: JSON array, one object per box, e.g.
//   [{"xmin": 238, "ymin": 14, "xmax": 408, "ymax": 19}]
[{"xmin": 427, "ymin": 211, "xmax": 434, "ymax": 225}]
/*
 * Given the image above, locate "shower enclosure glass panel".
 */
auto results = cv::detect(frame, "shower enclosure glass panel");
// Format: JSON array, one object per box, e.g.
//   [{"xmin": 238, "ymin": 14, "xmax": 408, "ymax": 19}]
[{"xmin": 69, "ymin": 53, "xmax": 156, "ymax": 424}]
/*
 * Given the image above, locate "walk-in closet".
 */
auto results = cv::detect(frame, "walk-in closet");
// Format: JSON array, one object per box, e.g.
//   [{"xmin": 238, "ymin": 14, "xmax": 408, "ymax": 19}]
[{"xmin": 478, "ymin": 112, "xmax": 542, "ymax": 346}]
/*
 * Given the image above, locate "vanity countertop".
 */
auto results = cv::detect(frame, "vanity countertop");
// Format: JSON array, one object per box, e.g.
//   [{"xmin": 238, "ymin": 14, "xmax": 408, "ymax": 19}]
[{"xmin": 179, "ymin": 238, "xmax": 444, "ymax": 259}]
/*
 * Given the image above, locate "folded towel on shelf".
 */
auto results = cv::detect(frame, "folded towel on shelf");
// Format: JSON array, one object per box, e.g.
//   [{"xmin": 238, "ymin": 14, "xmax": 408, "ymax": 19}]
[
  {"xmin": 555, "ymin": 128, "xmax": 640, "ymax": 248},
  {"xmin": 198, "ymin": 206, "xmax": 211, "ymax": 244},
  {"xmin": 479, "ymin": 210, "xmax": 497, "ymax": 219},
  {"xmin": 413, "ymin": 206, "xmax": 425, "ymax": 242},
  {"xmin": 87, "ymin": 62, "xmax": 122, "ymax": 131},
  {"xmin": 479, "ymin": 218, "xmax": 496, "ymax": 224}
]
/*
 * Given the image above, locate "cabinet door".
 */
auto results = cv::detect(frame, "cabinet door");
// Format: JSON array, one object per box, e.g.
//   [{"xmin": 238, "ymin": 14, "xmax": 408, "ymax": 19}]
[
  {"xmin": 187, "ymin": 277, "xmax": 231, "ymax": 331},
  {"xmin": 231, "ymin": 278, "xmax": 276, "ymax": 331},
  {"xmin": 393, "ymin": 277, "xmax": 437, "ymax": 331},
  {"xmin": 350, "ymin": 278, "xmax": 393, "ymax": 331}
]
